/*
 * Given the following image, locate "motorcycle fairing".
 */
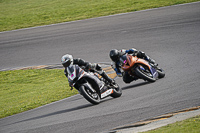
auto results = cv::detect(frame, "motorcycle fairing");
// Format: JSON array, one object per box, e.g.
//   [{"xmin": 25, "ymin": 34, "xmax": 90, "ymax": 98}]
[
  {"xmin": 137, "ymin": 58, "xmax": 158, "ymax": 78},
  {"xmin": 150, "ymin": 66, "xmax": 158, "ymax": 78},
  {"xmin": 121, "ymin": 54, "xmax": 158, "ymax": 78},
  {"xmin": 81, "ymin": 82, "xmax": 96, "ymax": 93},
  {"xmin": 81, "ymin": 74, "xmax": 113, "ymax": 99},
  {"xmin": 79, "ymin": 73, "xmax": 103, "ymax": 94},
  {"xmin": 67, "ymin": 65, "xmax": 85, "ymax": 86},
  {"xmin": 101, "ymin": 89, "xmax": 114, "ymax": 99}
]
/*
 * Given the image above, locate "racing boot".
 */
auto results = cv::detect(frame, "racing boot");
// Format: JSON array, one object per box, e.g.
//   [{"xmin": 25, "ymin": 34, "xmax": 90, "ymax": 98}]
[
  {"xmin": 101, "ymin": 71, "xmax": 116, "ymax": 85},
  {"xmin": 138, "ymin": 51, "xmax": 157, "ymax": 66},
  {"xmin": 145, "ymin": 56, "xmax": 158, "ymax": 66}
]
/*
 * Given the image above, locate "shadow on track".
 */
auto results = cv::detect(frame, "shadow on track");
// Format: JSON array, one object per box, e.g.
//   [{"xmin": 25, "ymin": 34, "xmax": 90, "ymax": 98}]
[
  {"xmin": 6, "ymin": 82, "xmax": 151, "ymax": 126},
  {"xmin": 122, "ymin": 82, "xmax": 151, "ymax": 90},
  {"xmin": 6, "ymin": 104, "xmax": 93, "ymax": 126}
]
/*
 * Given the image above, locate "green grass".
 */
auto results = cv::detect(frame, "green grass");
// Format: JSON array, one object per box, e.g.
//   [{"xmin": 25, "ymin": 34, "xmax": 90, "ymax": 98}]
[
  {"xmin": 1, "ymin": 0, "xmax": 200, "ymax": 123},
  {"xmin": 0, "ymin": 69, "xmax": 78, "ymax": 118},
  {"xmin": 0, "ymin": 0, "xmax": 199, "ymax": 31},
  {"xmin": 144, "ymin": 115, "xmax": 200, "ymax": 133}
]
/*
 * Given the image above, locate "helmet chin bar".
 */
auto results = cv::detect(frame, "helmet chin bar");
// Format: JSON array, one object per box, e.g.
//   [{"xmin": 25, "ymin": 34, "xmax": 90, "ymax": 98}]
[{"xmin": 61, "ymin": 54, "xmax": 73, "ymax": 67}]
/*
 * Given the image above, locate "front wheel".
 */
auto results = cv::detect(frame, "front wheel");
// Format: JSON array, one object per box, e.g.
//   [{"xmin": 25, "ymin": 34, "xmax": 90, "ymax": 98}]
[
  {"xmin": 135, "ymin": 66, "xmax": 156, "ymax": 82},
  {"xmin": 79, "ymin": 86, "xmax": 100, "ymax": 105},
  {"xmin": 157, "ymin": 68, "xmax": 165, "ymax": 78},
  {"xmin": 110, "ymin": 83, "xmax": 122, "ymax": 98}
]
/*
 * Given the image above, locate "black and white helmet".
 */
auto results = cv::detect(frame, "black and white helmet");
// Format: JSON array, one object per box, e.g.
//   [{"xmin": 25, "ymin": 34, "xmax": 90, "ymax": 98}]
[{"xmin": 61, "ymin": 54, "xmax": 73, "ymax": 67}]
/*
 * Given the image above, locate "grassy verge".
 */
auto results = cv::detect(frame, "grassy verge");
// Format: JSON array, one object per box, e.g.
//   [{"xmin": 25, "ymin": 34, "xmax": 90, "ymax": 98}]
[
  {"xmin": 0, "ymin": 69, "xmax": 78, "ymax": 118},
  {"xmin": 0, "ymin": 0, "xmax": 199, "ymax": 32},
  {"xmin": 144, "ymin": 115, "xmax": 200, "ymax": 133}
]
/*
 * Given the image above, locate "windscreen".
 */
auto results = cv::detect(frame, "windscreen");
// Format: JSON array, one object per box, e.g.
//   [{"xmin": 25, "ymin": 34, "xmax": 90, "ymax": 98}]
[
  {"xmin": 119, "ymin": 54, "xmax": 127, "ymax": 66},
  {"xmin": 67, "ymin": 65, "xmax": 75, "ymax": 75}
]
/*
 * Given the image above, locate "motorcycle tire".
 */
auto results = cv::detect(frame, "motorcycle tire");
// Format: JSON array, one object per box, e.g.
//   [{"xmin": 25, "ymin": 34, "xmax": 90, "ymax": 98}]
[
  {"xmin": 135, "ymin": 66, "xmax": 156, "ymax": 82},
  {"xmin": 79, "ymin": 86, "xmax": 100, "ymax": 105},
  {"xmin": 156, "ymin": 68, "xmax": 165, "ymax": 78},
  {"xmin": 110, "ymin": 83, "xmax": 122, "ymax": 98}
]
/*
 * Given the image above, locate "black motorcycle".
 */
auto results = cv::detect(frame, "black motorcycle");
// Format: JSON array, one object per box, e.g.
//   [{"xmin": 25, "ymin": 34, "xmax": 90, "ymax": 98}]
[{"xmin": 66, "ymin": 64, "xmax": 122, "ymax": 105}]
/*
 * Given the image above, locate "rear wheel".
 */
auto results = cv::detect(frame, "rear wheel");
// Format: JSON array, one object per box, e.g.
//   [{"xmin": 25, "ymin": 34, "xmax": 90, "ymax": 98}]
[
  {"xmin": 79, "ymin": 86, "xmax": 100, "ymax": 105},
  {"xmin": 135, "ymin": 66, "xmax": 156, "ymax": 82},
  {"xmin": 110, "ymin": 83, "xmax": 122, "ymax": 98}
]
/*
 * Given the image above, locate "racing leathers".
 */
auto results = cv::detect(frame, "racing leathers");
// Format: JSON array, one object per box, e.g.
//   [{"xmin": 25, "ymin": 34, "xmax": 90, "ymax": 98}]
[
  {"xmin": 111, "ymin": 48, "xmax": 156, "ymax": 83},
  {"xmin": 64, "ymin": 58, "xmax": 115, "ymax": 85}
]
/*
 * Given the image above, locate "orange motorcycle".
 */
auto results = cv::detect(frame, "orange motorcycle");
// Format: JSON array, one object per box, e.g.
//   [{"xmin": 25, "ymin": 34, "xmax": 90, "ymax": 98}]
[{"xmin": 119, "ymin": 53, "xmax": 165, "ymax": 82}]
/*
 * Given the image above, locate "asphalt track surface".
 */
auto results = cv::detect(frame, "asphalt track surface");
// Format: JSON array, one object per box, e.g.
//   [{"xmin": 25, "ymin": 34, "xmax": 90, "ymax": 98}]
[{"xmin": 0, "ymin": 2, "xmax": 200, "ymax": 133}]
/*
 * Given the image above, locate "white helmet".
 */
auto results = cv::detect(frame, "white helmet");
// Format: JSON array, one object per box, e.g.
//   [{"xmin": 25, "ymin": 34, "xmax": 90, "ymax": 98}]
[{"xmin": 61, "ymin": 54, "xmax": 73, "ymax": 67}]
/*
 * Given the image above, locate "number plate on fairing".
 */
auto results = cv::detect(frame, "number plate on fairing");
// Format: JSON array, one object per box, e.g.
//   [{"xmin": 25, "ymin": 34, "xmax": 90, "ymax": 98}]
[{"xmin": 101, "ymin": 89, "xmax": 113, "ymax": 98}]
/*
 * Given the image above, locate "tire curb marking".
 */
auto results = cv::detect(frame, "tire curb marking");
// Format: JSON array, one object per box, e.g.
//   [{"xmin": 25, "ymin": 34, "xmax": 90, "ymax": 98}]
[{"xmin": 109, "ymin": 106, "xmax": 200, "ymax": 132}]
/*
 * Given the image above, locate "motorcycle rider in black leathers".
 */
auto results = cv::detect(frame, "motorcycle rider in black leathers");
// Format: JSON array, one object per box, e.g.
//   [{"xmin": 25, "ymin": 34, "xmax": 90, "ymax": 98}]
[
  {"xmin": 109, "ymin": 48, "xmax": 157, "ymax": 83},
  {"xmin": 61, "ymin": 54, "xmax": 115, "ymax": 88}
]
